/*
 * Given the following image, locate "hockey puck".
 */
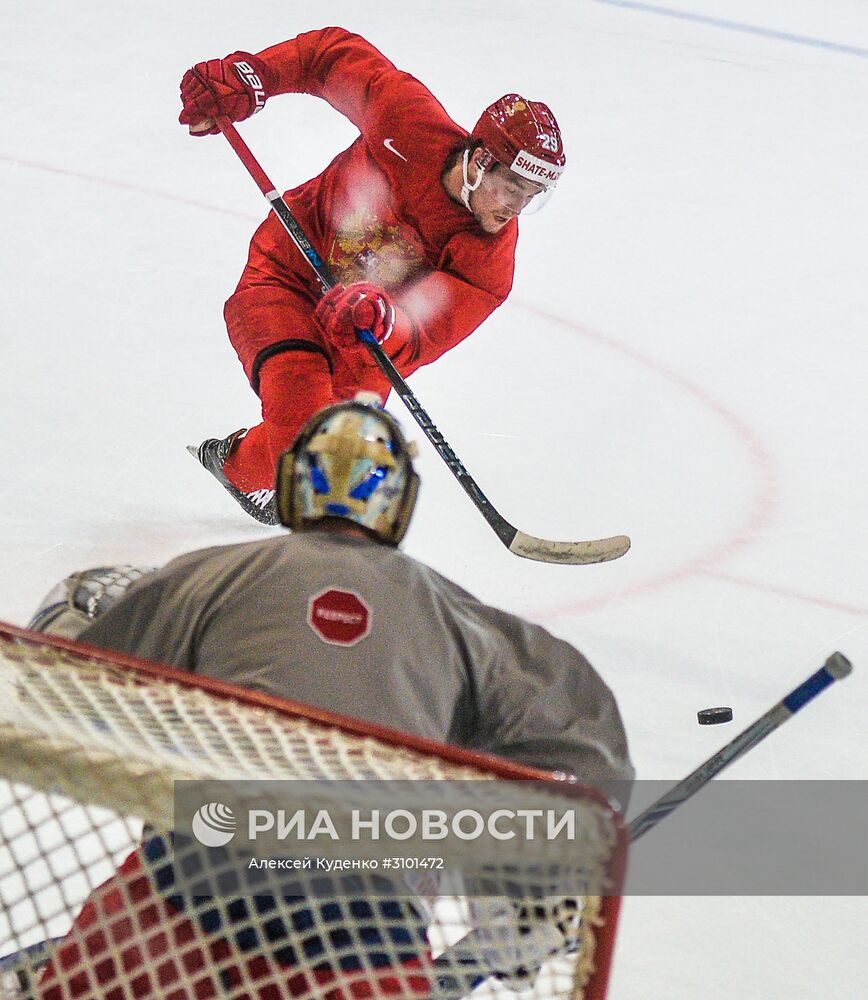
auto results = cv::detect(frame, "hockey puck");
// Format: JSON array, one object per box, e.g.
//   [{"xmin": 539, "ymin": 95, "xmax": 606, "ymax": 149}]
[{"xmin": 697, "ymin": 706, "xmax": 733, "ymax": 725}]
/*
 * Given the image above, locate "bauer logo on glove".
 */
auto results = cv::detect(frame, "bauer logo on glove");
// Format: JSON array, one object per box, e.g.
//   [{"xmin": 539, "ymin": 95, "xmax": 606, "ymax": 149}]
[
  {"xmin": 178, "ymin": 51, "xmax": 275, "ymax": 135},
  {"xmin": 232, "ymin": 61, "xmax": 267, "ymax": 114}
]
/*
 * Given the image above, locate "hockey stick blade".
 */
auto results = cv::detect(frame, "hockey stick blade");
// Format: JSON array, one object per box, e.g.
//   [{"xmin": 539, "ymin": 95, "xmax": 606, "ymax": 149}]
[
  {"xmin": 214, "ymin": 117, "xmax": 631, "ymax": 565},
  {"xmin": 508, "ymin": 528, "xmax": 631, "ymax": 565},
  {"xmin": 361, "ymin": 338, "xmax": 631, "ymax": 564}
]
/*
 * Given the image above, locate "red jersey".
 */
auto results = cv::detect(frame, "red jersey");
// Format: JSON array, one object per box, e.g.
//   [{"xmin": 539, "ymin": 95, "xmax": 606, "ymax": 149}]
[{"xmin": 247, "ymin": 27, "xmax": 519, "ymax": 375}]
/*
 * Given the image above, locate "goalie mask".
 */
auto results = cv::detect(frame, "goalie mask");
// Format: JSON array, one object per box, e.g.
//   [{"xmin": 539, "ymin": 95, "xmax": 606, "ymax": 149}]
[{"xmin": 277, "ymin": 396, "xmax": 420, "ymax": 546}]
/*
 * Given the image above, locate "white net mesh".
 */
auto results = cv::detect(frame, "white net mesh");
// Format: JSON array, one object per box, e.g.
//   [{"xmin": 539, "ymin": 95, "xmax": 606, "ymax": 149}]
[{"xmin": 0, "ymin": 624, "xmax": 625, "ymax": 1000}]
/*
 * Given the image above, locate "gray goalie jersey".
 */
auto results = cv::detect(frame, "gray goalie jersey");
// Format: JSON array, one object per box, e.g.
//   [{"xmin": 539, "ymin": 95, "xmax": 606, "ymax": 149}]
[{"xmin": 70, "ymin": 532, "xmax": 633, "ymax": 797}]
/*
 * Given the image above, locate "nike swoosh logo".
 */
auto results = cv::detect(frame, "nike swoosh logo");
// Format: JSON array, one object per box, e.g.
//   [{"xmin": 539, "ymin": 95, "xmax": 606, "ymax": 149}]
[{"xmin": 383, "ymin": 138, "xmax": 408, "ymax": 161}]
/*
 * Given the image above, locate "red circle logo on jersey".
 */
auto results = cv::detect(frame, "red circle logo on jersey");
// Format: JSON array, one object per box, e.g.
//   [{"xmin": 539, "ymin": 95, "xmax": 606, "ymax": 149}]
[{"xmin": 307, "ymin": 588, "xmax": 371, "ymax": 646}]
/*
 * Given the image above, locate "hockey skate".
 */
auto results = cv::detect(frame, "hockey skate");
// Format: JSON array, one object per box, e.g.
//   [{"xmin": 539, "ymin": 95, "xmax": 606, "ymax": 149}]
[{"xmin": 187, "ymin": 429, "xmax": 279, "ymax": 526}]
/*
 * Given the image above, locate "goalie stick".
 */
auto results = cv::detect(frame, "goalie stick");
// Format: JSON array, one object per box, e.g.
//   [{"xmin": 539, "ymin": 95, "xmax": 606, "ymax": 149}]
[
  {"xmin": 627, "ymin": 650, "xmax": 853, "ymax": 841},
  {"xmin": 213, "ymin": 117, "xmax": 630, "ymax": 566},
  {"xmin": 4, "ymin": 639, "xmax": 850, "ymax": 997},
  {"xmin": 431, "ymin": 650, "xmax": 854, "ymax": 998}
]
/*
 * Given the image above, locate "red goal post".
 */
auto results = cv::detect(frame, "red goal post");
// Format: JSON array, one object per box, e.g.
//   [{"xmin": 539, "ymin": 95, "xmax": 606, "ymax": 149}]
[{"xmin": 0, "ymin": 621, "xmax": 627, "ymax": 1000}]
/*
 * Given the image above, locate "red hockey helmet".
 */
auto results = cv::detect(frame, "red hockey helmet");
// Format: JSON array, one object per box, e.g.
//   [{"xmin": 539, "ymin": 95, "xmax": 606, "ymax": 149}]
[{"xmin": 472, "ymin": 94, "xmax": 565, "ymax": 188}]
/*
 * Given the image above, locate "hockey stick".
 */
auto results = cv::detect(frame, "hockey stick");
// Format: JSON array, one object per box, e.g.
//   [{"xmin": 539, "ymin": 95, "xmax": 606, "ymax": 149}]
[
  {"xmin": 628, "ymin": 650, "xmax": 853, "ymax": 840},
  {"xmin": 432, "ymin": 650, "xmax": 853, "ymax": 998},
  {"xmin": 213, "ymin": 117, "xmax": 630, "ymax": 566}
]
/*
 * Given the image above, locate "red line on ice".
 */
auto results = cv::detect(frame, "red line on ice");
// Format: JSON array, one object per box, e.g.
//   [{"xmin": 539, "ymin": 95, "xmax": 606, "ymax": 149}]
[
  {"xmin": 0, "ymin": 152, "xmax": 254, "ymax": 220},
  {"xmin": 520, "ymin": 305, "xmax": 779, "ymax": 620}
]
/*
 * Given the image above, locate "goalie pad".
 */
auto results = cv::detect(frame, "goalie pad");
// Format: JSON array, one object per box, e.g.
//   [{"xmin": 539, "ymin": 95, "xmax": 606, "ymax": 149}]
[
  {"xmin": 430, "ymin": 883, "xmax": 582, "ymax": 996},
  {"xmin": 28, "ymin": 565, "xmax": 157, "ymax": 639},
  {"xmin": 462, "ymin": 896, "xmax": 578, "ymax": 987}
]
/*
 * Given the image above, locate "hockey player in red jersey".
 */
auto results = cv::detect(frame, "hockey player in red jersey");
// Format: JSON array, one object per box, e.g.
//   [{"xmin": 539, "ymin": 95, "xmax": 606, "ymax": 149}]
[{"xmin": 179, "ymin": 27, "xmax": 565, "ymax": 524}]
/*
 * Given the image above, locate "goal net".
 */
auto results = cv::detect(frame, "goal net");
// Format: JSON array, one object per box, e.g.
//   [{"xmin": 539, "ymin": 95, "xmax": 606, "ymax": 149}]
[{"xmin": 0, "ymin": 622, "xmax": 626, "ymax": 1000}]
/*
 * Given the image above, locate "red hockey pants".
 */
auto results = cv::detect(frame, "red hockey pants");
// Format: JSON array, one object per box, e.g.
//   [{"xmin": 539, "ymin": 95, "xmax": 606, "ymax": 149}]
[{"xmin": 222, "ymin": 282, "xmax": 393, "ymax": 492}]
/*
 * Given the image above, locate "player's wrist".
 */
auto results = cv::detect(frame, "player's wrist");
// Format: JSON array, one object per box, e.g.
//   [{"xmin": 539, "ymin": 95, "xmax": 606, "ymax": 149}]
[
  {"xmin": 382, "ymin": 312, "xmax": 410, "ymax": 359},
  {"xmin": 226, "ymin": 51, "xmax": 276, "ymax": 117}
]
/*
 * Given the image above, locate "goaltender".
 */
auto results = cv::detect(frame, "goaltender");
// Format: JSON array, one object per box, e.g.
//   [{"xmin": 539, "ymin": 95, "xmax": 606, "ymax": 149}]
[{"xmin": 35, "ymin": 395, "xmax": 632, "ymax": 999}]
